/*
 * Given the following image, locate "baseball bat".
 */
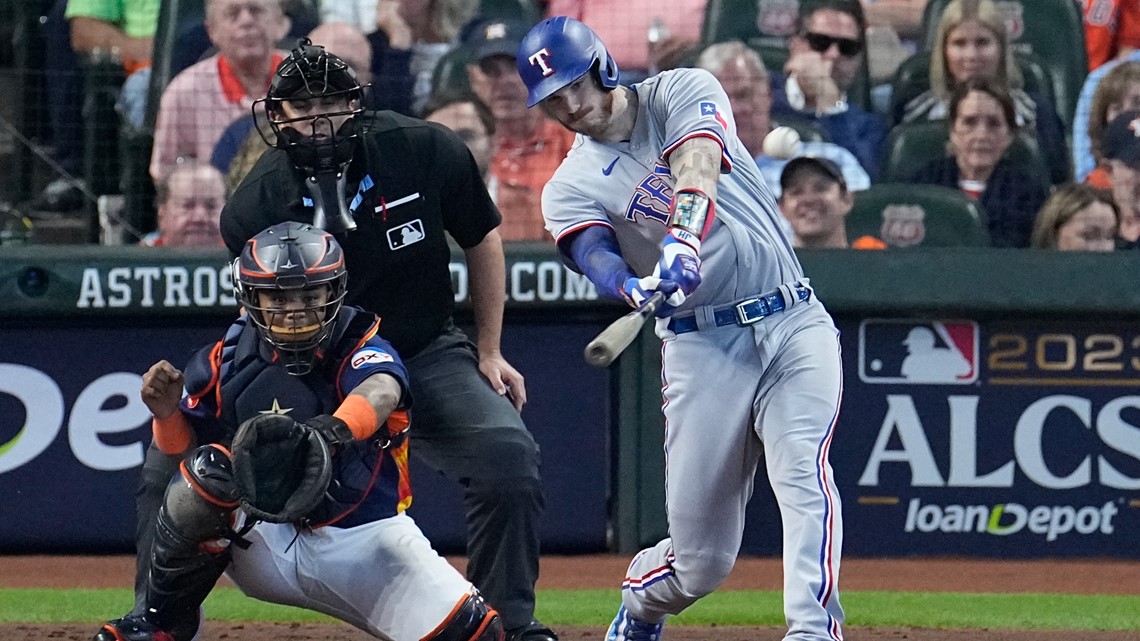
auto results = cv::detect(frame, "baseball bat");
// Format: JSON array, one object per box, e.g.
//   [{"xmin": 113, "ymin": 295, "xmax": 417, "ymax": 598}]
[{"xmin": 584, "ymin": 291, "xmax": 666, "ymax": 368}]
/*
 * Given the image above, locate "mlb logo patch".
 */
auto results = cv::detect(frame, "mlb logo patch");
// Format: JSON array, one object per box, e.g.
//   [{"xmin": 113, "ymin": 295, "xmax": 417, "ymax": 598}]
[
  {"xmin": 859, "ymin": 319, "xmax": 978, "ymax": 384},
  {"xmin": 387, "ymin": 219, "xmax": 425, "ymax": 250},
  {"xmin": 352, "ymin": 348, "xmax": 395, "ymax": 369}
]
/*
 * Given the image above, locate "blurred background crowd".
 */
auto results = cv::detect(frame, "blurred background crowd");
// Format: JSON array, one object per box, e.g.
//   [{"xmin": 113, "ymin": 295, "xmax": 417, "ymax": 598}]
[{"xmin": 0, "ymin": 0, "xmax": 1134, "ymax": 253}]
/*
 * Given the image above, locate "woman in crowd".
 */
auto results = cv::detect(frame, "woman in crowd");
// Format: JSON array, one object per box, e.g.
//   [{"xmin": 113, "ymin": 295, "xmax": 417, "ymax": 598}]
[
  {"xmin": 1031, "ymin": 183, "xmax": 1120, "ymax": 251},
  {"xmin": 900, "ymin": 0, "xmax": 1068, "ymax": 183},
  {"xmin": 908, "ymin": 79, "xmax": 1051, "ymax": 248}
]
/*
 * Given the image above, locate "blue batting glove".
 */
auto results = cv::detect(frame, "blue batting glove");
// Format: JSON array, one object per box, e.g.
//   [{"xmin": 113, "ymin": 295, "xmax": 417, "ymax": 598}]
[
  {"xmin": 621, "ymin": 276, "xmax": 686, "ymax": 317},
  {"xmin": 654, "ymin": 229, "xmax": 702, "ymax": 297}
]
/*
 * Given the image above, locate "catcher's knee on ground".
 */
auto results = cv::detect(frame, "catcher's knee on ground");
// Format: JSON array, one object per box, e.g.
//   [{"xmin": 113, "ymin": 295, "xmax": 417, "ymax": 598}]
[{"xmin": 427, "ymin": 592, "xmax": 504, "ymax": 641}]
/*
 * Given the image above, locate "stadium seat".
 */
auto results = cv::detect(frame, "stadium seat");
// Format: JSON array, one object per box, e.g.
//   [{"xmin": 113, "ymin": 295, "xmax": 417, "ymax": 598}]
[
  {"xmin": 478, "ymin": 0, "xmax": 541, "ymax": 24},
  {"xmin": 700, "ymin": 0, "xmax": 796, "ymax": 49},
  {"xmin": 919, "ymin": 0, "xmax": 1087, "ymax": 130},
  {"xmin": 886, "ymin": 50, "xmax": 1054, "ymax": 127},
  {"xmin": 878, "ymin": 120, "xmax": 1050, "ymax": 185},
  {"xmin": 847, "ymin": 183, "xmax": 990, "ymax": 247}
]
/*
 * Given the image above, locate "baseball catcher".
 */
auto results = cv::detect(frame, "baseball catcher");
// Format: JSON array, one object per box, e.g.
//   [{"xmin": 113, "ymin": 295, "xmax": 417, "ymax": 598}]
[{"xmin": 93, "ymin": 222, "xmax": 503, "ymax": 641}]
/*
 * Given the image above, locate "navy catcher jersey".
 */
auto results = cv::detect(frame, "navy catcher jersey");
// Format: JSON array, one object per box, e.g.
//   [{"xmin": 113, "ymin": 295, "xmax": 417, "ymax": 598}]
[{"xmin": 179, "ymin": 306, "xmax": 413, "ymax": 528}]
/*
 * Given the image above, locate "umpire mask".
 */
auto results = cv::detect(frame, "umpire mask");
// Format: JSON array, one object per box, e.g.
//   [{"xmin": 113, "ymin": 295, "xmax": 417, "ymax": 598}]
[{"xmin": 256, "ymin": 38, "xmax": 367, "ymax": 234}]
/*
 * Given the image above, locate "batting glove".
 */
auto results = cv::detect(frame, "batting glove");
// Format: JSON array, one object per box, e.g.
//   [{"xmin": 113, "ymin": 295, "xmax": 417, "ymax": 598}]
[
  {"xmin": 653, "ymin": 229, "xmax": 702, "ymax": 297},
  {"xmin": 621, "ymin": 276, "xmax": 687, "ymax": 317}
]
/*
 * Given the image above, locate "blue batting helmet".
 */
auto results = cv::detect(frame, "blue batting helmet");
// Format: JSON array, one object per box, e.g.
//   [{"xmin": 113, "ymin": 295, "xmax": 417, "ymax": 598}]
[{"xmin": 516, "ymin": 17, "xmax": 620, "ymax": 108}]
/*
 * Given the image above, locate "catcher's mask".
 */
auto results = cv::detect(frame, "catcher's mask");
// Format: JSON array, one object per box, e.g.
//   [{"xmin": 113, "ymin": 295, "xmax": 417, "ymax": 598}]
[
  {"xmin": 255, "ymin": 38, "xmax": 367, "ymax": 233},
  {"xmin": 233, "ymin": 221, "xmax": 347, "ymax": 375}
]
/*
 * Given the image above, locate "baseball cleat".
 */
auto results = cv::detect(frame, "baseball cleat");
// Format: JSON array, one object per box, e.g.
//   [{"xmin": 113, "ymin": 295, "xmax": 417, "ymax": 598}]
[
  {"xmin": 92, "ymin": 614, "xmax": 176, "ymax": 641},
  {"xmin": 605, "ymin": 605, "xmax": 663, "ymax": 641}
]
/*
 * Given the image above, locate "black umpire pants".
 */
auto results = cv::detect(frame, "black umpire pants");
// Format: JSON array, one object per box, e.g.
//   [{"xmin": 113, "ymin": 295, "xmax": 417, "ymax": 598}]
[{"xmin": 133, "ymin": 322, "xmax": 546, "ymax": 631}]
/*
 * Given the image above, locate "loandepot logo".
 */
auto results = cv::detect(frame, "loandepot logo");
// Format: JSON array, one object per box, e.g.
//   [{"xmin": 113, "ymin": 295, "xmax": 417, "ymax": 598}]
[{"xmin": 904, "ymin": 498, "xmax": 1120, "ymax": 541}]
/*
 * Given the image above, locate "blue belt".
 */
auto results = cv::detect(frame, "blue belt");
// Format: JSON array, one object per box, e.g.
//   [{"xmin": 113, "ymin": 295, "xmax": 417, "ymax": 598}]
[{"xmin": 668, "ymin": 284, "xmax": 811, "ymax": 334}]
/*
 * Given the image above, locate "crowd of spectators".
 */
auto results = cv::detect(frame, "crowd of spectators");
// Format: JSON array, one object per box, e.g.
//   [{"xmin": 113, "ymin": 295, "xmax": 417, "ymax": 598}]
[{"xmin": 3, "ymin": 0, "xmax": 1136, "ymax": 252}]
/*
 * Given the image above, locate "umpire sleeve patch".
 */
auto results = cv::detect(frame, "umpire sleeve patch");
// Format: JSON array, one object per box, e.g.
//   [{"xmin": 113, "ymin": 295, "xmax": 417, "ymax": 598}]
[{"xmin": 351, "ymin": 348, "xmax": 395, "ymax": 369}]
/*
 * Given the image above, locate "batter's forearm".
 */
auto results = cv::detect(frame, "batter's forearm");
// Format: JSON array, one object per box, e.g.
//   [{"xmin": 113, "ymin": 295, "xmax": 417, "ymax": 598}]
[
  {"xmin": 334, "ymin": 373, "xmax": 404, "ymax": 440},
  {"xmin": 464, "ymin": 229, "xmax": 507, "ymax": 354},
  {"xmin": 669, "ymin": 137, "xmax": 721, "ymax": 202}
]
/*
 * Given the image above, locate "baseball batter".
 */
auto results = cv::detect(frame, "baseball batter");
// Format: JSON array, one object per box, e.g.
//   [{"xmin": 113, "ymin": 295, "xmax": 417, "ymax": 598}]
[
  {"xmin": 93, "ymin": 223, "xmax": 503, "ymax": 641},
  {"xmin": 516, "ymin": 18, "xmax": 845, "ymax": 641}
]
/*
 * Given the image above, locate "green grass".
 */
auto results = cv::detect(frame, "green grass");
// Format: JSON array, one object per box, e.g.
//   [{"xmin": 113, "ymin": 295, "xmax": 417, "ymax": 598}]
[{"xmin": 4, "ymin": 588, "xmax": 1139, "ymax": 631}]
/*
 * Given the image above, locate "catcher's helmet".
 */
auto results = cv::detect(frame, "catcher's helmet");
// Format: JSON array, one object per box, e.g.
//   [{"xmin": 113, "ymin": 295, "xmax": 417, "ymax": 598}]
[
  {"xmin": 255, "ymin": 38, "xmax": 365, "ymax": 174},
  {"xmin": 516, "ymin": 17, "xmax": 620, "ymax": 107},
  {"xmin": 233, "ymin": 221, "xmax": 348, "ymax": 375}
]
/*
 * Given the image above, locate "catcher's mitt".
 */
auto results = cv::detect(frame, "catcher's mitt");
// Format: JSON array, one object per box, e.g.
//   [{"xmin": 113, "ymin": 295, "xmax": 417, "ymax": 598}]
[{"xmin": 230, "ymin": 413, "xmax": 333, "ymax": 523}]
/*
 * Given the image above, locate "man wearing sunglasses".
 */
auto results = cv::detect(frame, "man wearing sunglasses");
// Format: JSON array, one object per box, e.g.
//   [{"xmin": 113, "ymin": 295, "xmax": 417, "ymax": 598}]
[{"xmin": 772, "ymin": 0, "xmax": 887, "ymax": 178}]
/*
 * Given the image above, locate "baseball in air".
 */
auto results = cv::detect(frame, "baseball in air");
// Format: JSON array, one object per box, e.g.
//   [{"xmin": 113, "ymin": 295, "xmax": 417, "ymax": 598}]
[{"xmin": 763, "ymin": 126, "xmax": 802, "ymax": 159}]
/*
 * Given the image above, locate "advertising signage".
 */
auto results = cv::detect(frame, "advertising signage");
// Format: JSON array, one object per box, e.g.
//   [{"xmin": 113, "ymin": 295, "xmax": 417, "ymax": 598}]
[{"xmin": 831, "ymin": 317, "xmax": 1140, "ymax": 557}]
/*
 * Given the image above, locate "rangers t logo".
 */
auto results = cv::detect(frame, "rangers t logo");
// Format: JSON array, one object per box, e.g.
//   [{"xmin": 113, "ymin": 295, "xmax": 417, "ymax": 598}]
[
  {"xmin": 529, "ymin": 49, "xmax": 554, "ymax": 76},
  {"xmin": 859, "ymin": 319, "xmax": 978, "ymax": 384}
]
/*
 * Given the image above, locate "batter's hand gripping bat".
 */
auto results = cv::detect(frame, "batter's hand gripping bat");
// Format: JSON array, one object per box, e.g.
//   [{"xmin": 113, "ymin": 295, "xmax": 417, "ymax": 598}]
[{"xmin": 584, "ymin": 291, "xmax": 666, "ymax": 368}]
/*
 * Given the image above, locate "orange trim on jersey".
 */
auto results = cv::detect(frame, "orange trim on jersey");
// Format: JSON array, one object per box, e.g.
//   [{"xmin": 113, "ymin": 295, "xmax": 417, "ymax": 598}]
[
  {"xmin": 185, "ymin": 340, "xmax": 225, "ymax": 419},
  {"xmin": 310, "ymin": 446, "xmax": 383, "ymax": 527},
  {"xmin": 333, "ymin": 394, "xmax": 380, "ymax": 440},
  {"xmin": 661, "ymin": 130, "xmax": 732, "ymax": 172},
  {"xmin": 335, "ymin": 316, "xmax": 381, "ymax": 400},
  {"xmin": 179, "ymin": 452, "xmax": 239, "ymax": 509},
  {"xmin": 153, "ymin": 413, "xmax": 193, "ymax": 455},
  {"xmin": 392, "ymin": 435, "xmax": 413, "ymax": 513}
]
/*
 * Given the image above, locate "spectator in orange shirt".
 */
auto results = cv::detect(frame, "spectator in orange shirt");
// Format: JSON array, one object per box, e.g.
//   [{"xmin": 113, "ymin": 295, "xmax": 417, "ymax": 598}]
[
  {"xmin": 466, "ymin": 20, "xmax": 575, "ymax": 242},
  {"xmin": 150, "ymin": 0, "xmax": 289, "ymax": 181},
  {"xmin": 1083, "ymin": 0, "xmax": 1140, "ymax": 72},
  {"xmin": 778, "ymin": 156, "xmax": 885, "ymax": 249}
]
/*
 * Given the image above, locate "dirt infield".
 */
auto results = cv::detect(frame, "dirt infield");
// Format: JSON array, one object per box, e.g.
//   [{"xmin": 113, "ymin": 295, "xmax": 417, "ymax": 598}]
[{"xmin": 5, "ymin": 555, "xmax": 1140, "ymax": 641}]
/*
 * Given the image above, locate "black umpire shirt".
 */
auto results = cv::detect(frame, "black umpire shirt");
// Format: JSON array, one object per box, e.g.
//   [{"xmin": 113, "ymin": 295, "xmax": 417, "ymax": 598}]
[{"xmin": 220, "ymin": 111, "xmax": 501, "ymax": 357}]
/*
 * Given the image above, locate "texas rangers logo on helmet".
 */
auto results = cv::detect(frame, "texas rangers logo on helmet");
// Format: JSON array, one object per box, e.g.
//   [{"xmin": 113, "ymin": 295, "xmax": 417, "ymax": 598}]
[
  {"xmin": 859, "ymin": 319, "xmax": 979, "ymax": 385},
  {"xmin": 529, "ymin": 48, "xmax": 555, "ymax": 77}
]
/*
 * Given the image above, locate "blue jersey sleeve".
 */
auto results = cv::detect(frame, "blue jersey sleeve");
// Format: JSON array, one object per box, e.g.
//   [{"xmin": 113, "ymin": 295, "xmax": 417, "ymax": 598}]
[
  {"xmin": 337, "ymin": 336, "xmax": 412, "ymax": 408},
  {"xmin": 176, "ymin": 339, "xmax": 230, "ymax": 444}
]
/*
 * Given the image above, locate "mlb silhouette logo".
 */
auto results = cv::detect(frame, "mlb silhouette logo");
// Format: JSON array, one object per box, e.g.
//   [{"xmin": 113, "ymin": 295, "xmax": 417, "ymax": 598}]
[
  {"xmin": 859, "ymin": 319, "xmax": 978, "ymax": 384},
  {"xmin": 387, "ymin": 219, "xmax": 425, "ymax": 250}
]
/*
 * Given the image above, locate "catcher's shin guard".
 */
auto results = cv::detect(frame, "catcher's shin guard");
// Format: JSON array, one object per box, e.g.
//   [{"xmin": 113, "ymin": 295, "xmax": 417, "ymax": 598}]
[
  {"xmin": 142, "ymin": 445, "xmax": 240, "ymax": 639},
  {"xmin": 428, "ymin": 592, "xmax": 505, "ymax": 641}
]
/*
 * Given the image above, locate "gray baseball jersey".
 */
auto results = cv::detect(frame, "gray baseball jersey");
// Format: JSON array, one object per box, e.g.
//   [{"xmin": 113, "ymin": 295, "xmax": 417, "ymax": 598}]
[
  {"xmin": 542, "ymin": 69, "xmax": 802, "ymax": 309},
  {"xmin": 542, "ymin": 68, "xmax": 846, "ymax": 641}
]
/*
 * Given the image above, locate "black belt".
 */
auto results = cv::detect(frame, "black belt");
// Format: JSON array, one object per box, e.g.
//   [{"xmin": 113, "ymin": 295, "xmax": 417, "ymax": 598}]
[{"xmin": 668, "ymin": 284, "xmax": 811, "ymax": 334}]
